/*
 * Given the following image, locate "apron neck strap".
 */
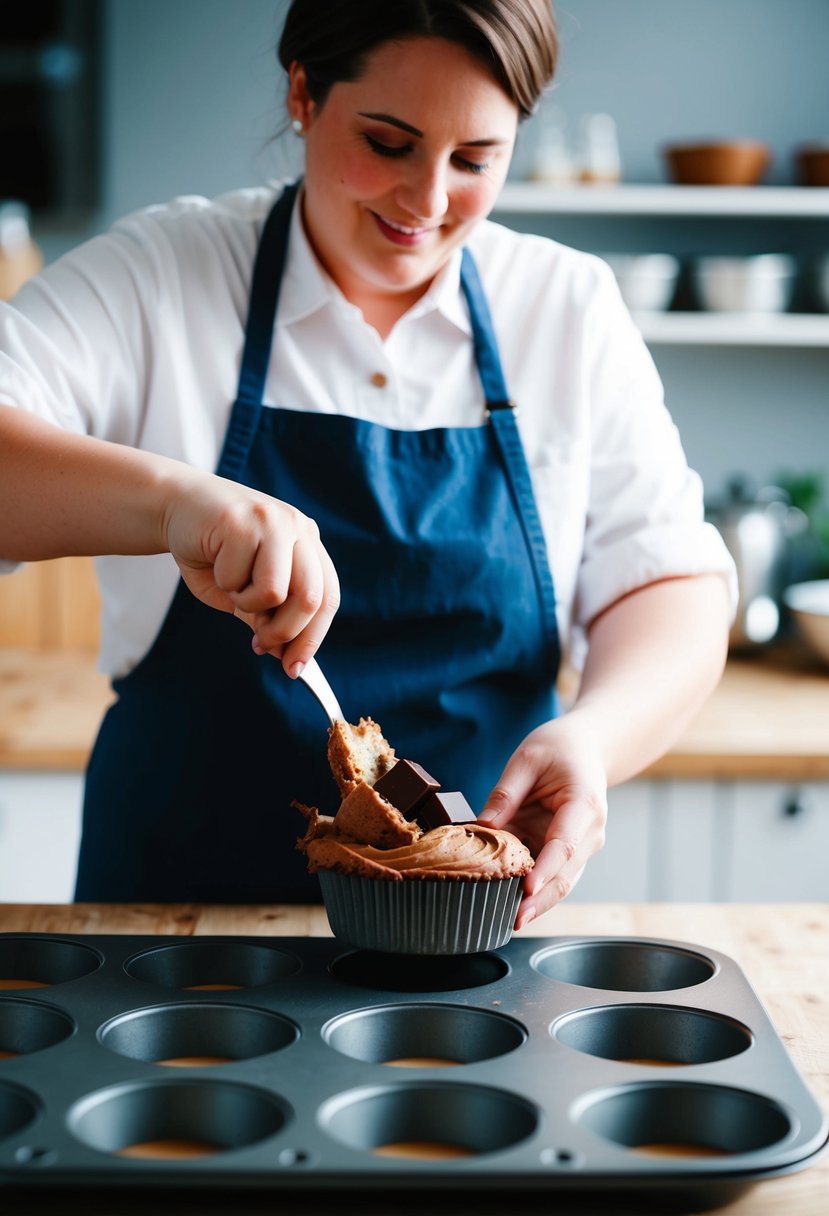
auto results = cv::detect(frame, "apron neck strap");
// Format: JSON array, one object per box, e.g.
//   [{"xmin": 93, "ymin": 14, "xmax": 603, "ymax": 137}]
[
  {"xmin": 460, "ymin": 247, "xmax": 513, "ymax": 413},
  {"xmin": 236, "ymin": 187, "xmax": 514, "ymax": 418},
  {"xmin": 236, "ymin": 181, "xmax": 299, "ymax": 405}
]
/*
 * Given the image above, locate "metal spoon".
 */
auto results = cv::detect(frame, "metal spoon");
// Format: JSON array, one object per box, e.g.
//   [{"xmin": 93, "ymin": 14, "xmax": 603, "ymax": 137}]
[{"xmin": 295, "ymin": 656, "xmax": 345, "ymax": 726}]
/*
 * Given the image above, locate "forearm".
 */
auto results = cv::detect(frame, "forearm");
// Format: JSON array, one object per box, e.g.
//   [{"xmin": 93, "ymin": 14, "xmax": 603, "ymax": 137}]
[
  {"xmin": 0, "ymin": 404, "xmax": 341, "ymax": 671},
  {"xmin": 0, "ymin": 404, "xmax": 189, "ymax": 561},
  {"xmin": 569, "ymin": 574, "xmax": 731, "ymax": 786}
]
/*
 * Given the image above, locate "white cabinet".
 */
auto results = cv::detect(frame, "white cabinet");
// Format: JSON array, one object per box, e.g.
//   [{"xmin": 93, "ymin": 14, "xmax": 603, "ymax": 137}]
[
  {"xmin": 727, "ymin": 780, "xmax": 829, "ymax": 901},
  {"xmin": 1, "ymin": 768, "xmax": 825, "ymax": 905},
  {"xmin": 568, "ymin": 780, "xmax": 651, "ymax": 902},
  {"xmin": 0, "ymin": 772, "xmax": 83, "ymax": 902},
  {"xmin": 572, "ymin": 778, "xmax": 829, "ymax": 902}
]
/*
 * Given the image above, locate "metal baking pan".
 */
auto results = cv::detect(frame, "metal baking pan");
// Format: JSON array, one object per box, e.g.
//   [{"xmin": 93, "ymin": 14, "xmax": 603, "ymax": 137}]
[{"xmin": 0, "ymin": 932, "xmax": 826, "ymax": 1209}]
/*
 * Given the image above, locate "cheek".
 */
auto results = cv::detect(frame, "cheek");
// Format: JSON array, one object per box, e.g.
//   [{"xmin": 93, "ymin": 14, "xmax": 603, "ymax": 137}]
[
  {"xmin": 309, "ymin": 142, "xmax": 396, "ymax": 201},
  {"xmin": 453, "ymin": 176, "xmax": 504, "ymax": 222}
]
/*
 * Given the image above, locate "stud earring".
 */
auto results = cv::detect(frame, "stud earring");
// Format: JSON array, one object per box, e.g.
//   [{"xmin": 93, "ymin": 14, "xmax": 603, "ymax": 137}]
[{"xmin": 291, "ymin": 118, "xmax": 304, "ymax": 135}]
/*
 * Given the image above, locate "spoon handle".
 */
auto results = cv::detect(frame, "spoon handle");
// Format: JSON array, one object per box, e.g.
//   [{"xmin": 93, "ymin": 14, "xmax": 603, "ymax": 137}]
[{"xmin": 295, "ymin": 657, "xmax": 345, "ymax": 726}]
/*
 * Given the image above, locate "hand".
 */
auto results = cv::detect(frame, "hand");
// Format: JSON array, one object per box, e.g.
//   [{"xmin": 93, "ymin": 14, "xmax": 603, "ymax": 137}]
[
  {"xmin": 478, "ymin": 712, "xmax": 608, "ymax": 928},
  {"xmin": 162, "ymin": 470, "xmax": 340, "ymax": 676}
]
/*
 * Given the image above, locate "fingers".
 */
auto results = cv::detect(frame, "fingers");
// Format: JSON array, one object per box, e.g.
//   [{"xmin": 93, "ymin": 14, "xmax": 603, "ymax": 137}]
[
  {"xmin": 255, "ymin": 542, "xmax": 341, "ymax": 675},
  {"xmin": 516, "ymin": 861, "xmax": 587, "ymax": 930},
  {"xmin": 514, "ymin": 795, "xmax": 606, "ymax": 928},
  {"xmin": 168, "ymin": 476, "xmax": 341, "ymax": 673},
  {"xmin": 478, "ymin": 746, "xmax": 542, "ymax": 828}
]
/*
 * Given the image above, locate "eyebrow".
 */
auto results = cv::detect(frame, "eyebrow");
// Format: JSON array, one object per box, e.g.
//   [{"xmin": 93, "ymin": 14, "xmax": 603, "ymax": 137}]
[{"xmin": 357, "ymin": 111, "xmax": 509, "ymax": 146}]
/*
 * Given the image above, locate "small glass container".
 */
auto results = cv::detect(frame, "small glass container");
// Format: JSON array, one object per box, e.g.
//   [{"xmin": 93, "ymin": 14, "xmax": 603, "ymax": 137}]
[
  {"xmin": 528, "ymin": 104, "xmax": 575, "ymax": 184},
  {"xmin": 576, "ymin": 113, "xmax": 621, "ymax": 185}
]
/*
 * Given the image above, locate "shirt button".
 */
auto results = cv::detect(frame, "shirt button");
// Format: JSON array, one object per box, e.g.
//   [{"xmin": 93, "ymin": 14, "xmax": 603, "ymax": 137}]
[{"xmin": 370, "ymin": 371, "xmax": 388, "ymax": 389}]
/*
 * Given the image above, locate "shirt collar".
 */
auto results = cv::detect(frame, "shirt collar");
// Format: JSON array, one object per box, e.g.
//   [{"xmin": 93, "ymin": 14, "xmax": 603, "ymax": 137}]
[
  {"xmin": 277, "ymin": 186, "xmax": 339, "ymax": 325},
  {"xmin": 276, "ymin": 185, "xmax": 472, "ymax": 336}
]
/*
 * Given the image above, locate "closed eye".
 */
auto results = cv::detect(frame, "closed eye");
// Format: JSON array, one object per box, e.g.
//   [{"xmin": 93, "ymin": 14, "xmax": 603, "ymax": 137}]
[
  {"xmin": 454, "ymin": 155, "xmax": 490, "ymax": 175},
  {"xmin": 364, "ymin": 134, "xmax": 489, "ymax": 175},
  {"xmin": 363, "ymin": 133, "xmax": 411, "ymax": 159}
]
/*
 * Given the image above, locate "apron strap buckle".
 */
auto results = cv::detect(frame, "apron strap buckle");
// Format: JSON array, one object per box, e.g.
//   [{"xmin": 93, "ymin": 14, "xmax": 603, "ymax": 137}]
[{"xmin": 485, "ymin": 399, "xmax": 519, "ymax": 419}]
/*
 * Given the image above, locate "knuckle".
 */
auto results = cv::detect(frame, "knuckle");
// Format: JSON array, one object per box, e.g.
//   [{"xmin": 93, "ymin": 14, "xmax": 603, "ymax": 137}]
[
  {"xmin": 557, "ymin": 837, "xmax": 578, "ymax": 866},
  {"xmin": 487, "ymin": 786, "xmax": 512, "ymax": 810},
  {"xmin": 551, "ymin": 874, "xmax": 572, "ymax": 904},
  {"xmin": 254, "ymin": 579, "xmax": 289, "ymax": 611},
  {"xmin": 254, "ymin": 613, "xmax": 289, "ymax": 643},
  {"xmin": 293, "ymin": 510, "xmax": 320, "ymax": 542},
  {"xmin": 249, "ymin": 499, "xmax": 270, "ymax": 528},
  {"xmin": 296, "ymin": 584, "xmax": 324, "ymax": 617}
]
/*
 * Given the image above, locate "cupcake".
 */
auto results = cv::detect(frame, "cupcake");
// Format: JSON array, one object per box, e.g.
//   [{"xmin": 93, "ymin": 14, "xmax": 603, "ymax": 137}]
[{"xmin": 294, "ymin": 719, "xmax": 533, "ymax": 955}]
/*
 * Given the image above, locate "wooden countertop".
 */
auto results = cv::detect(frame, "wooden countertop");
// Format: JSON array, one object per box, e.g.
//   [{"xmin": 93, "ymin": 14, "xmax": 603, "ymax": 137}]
[
  {"xmin": 0, "ymin": 643, "xmax": 827, "ymax": 779},
  {"xmin": 0, "ymin": 901, "xmax": 826, "ymax": 1216},
  {"xmin": 645, "ymin": 643, "xmax": 829, "ymax": 780}
]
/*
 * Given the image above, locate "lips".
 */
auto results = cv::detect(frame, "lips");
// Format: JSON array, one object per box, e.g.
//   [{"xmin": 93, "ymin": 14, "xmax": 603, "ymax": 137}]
[{"xmin": 371, "ymin": 211, "xmax": 437, "ymax": 247}]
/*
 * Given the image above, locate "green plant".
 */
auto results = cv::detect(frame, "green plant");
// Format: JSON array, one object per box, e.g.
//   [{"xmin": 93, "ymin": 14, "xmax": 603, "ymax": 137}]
[{"xmin": 774, "ymin": 470, "xmax": 829, "ymax": 580}]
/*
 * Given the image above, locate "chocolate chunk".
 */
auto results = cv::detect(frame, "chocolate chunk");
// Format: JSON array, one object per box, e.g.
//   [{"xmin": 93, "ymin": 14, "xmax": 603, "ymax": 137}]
[
  {"xmin": 418, "ymin": 790, "xmax": 476, "ymax": 828},
  {"xmin": 373, "ymin": 759, "xmax": 441, "ymax": 820}
]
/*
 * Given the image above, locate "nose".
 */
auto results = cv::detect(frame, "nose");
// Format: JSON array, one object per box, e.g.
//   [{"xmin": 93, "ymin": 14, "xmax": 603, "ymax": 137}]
[{"xmin": 395, "ymin": 158, "xmax": 449, "ymax": 221}]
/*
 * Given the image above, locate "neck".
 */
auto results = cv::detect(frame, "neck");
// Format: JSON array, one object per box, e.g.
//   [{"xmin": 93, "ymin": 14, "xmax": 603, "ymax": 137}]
[
  {"xmin": 356, "ymin": 288, "xmax": 427, "ymax": 341},
  {"xmin": 296, "ymin": 190, "xmax": 433, "ymax": 340}
]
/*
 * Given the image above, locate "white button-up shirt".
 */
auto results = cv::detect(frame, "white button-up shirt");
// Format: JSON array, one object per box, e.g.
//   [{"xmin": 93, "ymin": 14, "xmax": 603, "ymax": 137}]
[{"xmin": 0, "ymin": 184, "xmax": 735, "ymax": 677}]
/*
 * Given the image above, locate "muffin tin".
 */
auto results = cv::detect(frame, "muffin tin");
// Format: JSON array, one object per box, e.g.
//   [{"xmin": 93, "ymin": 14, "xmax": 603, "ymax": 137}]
[{"xmin": 0, "ymin": 931, "xmax": 826, "ymax": 1208}]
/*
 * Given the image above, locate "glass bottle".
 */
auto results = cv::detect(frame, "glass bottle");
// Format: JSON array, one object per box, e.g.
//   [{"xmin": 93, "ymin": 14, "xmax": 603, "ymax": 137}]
[{"xmin": 576, "ymin": 113, "xmax": 622, "ymax": 185}]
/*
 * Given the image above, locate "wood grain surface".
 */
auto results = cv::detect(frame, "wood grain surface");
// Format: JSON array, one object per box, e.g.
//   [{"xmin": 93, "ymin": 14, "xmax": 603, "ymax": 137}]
[
  {"xmin": 0, "ymin": 558, "xmax": 101, "ymax": 652},
  {"xmin": 0, "ymin": 901, "xmax": 826, "ymax": 1216}
]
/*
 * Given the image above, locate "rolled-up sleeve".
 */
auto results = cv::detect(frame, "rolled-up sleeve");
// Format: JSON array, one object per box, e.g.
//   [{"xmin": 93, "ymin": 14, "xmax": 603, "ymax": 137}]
[{"xmin": 573, "ymin": 263, "xmax": 737, "ymax": 630}]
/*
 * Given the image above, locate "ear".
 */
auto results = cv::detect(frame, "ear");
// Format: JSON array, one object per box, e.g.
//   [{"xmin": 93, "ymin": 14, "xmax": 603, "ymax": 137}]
[{"xmin": 287, "ymin": 62, "xmax": 316, "ymax": 131}]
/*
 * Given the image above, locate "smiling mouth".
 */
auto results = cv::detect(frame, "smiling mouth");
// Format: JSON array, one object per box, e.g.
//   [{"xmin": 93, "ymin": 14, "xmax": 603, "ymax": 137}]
[
  {"xmin": 371, "ymin": 212, "xmax": 440, "ymax": 244},
  {"xmin": 379, "ymin": 216, "xmax": 432, "ymax": 235}
]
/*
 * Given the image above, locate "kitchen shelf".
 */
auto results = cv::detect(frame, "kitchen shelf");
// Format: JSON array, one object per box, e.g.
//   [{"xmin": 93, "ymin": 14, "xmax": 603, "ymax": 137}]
[
  {"xmin": 633, "ymin": 311, "xmax": 829, "ymax": 347},
  {"xmin": 495, "ymin": 182, "xmax": 829, "ymax": 218}
]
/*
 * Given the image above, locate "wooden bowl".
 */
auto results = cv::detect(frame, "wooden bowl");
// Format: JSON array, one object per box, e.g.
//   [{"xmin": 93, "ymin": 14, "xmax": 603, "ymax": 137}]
[
  {"xmin": 662, "ymin": 141, "xmax": 770, "ymax": 186},
  {"xmin": 794, "ymin": 144, "xmax": 829, "ymax": 186}
]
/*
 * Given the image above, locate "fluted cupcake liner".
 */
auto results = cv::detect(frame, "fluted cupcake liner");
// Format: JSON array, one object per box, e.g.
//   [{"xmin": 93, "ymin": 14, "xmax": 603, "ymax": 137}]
[{"xmin": 317, "ymin": 871, "xmax": 523, "ymax": 955}]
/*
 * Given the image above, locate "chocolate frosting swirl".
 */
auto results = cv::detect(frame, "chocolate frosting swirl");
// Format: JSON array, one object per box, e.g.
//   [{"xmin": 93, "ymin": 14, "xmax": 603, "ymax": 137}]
[{"xmin": 303, "ymin": 823, "xmax": 533, "ymax": 882}]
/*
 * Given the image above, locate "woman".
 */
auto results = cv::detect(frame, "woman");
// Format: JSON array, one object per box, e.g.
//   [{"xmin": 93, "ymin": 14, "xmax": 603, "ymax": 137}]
[{"xmin": 0, "ymin": 0, "xmax": 734, "ymax": 920}]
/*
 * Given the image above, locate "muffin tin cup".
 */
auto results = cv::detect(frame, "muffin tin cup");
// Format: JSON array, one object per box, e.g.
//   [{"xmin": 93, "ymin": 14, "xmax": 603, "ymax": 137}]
[
  {"xmin": 0, "ymin": 937, "xmax": 102, "ymax": 990},
  {"xmin": 531, "ymin": 938, "xmax": 716, "ymax": 991},
  {"xmin": 69, "ymin": 1079, "xmax": 291, "ymax": 1158},
  {"xmin": 317, "ymin": 871, "xmax": 522, "ymax": 955},
  {"xmin": 574, "ymin": 1081, "xmax": 794, "ymax": 1158},
  {"xmin": 123, "ymin": 941, "xmax": 300, "ymax": 990},
  {"xmin": 0, "ymin": 999, "xmax": 75, "ymax": 1061},
  {"xmin": 552, "ymin": 1002, "xmax": 752, "ymax": 1067},
  {"xmin": 98, "ymin": 1003, "xmax": 298, "ymax": 1067},
  {"xmin": 319, "ymin": 1081, "xmax": 540, "ymax": 1158},
  {"xmin": 0, "ymin": 932, "xmax": 825, "ymax": 1204},
  {"xmin": 323, "ymin": 1002, "xmax": 526, "ymax": 1066}
]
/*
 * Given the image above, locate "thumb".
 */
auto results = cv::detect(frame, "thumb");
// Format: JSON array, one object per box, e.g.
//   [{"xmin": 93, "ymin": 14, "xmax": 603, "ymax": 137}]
[
  {"xmin": 474, "ymin": 778, "xmax": 520, "ymax": 826},
  {"xmin": 478, "ymin": 758, "xmax": 534, "ymax": 826}
]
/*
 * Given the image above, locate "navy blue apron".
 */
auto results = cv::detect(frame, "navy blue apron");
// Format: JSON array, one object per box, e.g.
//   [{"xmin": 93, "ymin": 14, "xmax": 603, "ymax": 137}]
[{"xmin": 74, "ymin": 183, "xmax": 560, "ymax": 903}]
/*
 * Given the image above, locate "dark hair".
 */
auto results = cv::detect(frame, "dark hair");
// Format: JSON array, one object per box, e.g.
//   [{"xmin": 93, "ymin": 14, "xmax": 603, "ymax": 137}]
[{"xmin": 278, "ymin": 0, "xmax": 557, "ymax": 119}]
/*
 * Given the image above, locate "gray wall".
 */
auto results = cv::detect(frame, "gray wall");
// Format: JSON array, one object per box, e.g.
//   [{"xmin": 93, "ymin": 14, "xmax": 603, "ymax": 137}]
[
  {"xmin": 515, "ymin": 0, "xmax": 829, "ymax": 185},
  {"xmin": 33, "ymin": 0, "xmax": 829, "ymax": 501}
]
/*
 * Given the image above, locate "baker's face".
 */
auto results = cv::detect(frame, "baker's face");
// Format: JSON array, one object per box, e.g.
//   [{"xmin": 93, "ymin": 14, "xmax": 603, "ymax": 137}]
[{"xmin": 288, "ymin": 37, "xmax": 518, "ymax": 315}]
